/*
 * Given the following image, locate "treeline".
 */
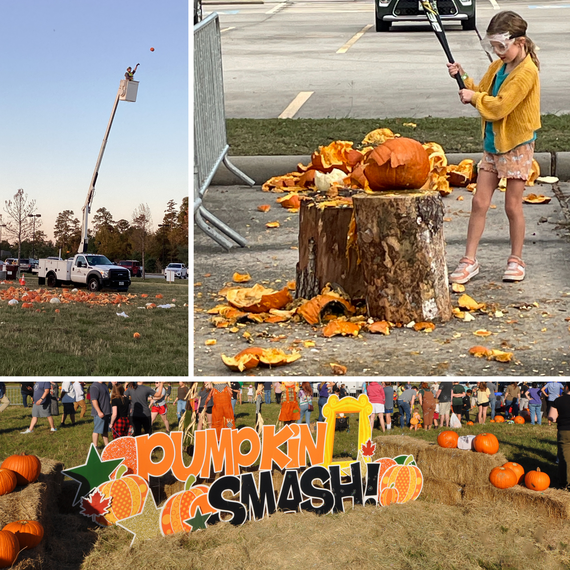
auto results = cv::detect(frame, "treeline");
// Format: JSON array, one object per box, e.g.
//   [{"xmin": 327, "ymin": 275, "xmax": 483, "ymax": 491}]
[{"xmin": 1, "ymin": 197, "xmax": 188, "ymax": 273}]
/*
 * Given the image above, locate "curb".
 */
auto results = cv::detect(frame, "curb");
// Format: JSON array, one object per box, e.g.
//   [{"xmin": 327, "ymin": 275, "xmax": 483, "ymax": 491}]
[{"xmin": 211, "ymin": 152, "xmax": 564, "ymax": 186}]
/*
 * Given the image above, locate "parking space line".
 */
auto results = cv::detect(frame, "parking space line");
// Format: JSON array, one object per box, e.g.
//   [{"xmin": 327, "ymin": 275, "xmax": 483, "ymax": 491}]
[
  {"xmin": 488, "ymin": 0, "xmax": 500, "ymax": 9},
  {"xmin": 266, "ymin": 1, "xmax": 288, "ymax": 14},
  {"xmin": 336, "ymin": 24, "xmax": 373, "ymax": 54},
  {"xmin": 278, "ymin": 91, "xmax": 314, "ymax": 119},
  {"xmin": 221, "ymin": 27, "xmax": 235, "ymax": 33}
]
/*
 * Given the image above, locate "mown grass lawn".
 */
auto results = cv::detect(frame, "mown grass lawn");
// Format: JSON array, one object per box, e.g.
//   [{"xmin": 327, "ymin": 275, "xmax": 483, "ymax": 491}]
[{"xmin": 0, "ymin": 276, "xmax": 188, "ymax": 376}]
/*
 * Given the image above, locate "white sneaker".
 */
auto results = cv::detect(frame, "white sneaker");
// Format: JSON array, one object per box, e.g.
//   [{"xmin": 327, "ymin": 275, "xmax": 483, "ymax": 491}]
[
  {"xmin": 20, "ymin": 429, "xmax": 32, "ymax": 434},
  {"xmin": 50, "ymin": 428, "xmax": 57, "ymax": 432}
]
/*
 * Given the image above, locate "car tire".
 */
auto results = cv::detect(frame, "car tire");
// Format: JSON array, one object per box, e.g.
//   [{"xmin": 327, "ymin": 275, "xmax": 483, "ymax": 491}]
[
  {"xmin": 375, "ymin": 13, "xmax": 390, "ymax": 32},
  {"xmin": 46, "ymin": 273, "xmax": 58, "ymax": 288},
  {"xmin": 88, "ymin": 277, "xmax": 101, "ymax": 292}
]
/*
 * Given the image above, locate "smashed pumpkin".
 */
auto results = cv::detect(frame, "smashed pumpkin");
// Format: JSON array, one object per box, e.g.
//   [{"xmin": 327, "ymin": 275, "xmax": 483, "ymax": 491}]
[
  {"xmin": 322, "ymin": 319, "xmax": 361, "ymax": 338},
  {"xmin": 297, "ymin": 293, "xmax": 355, "ymax": 325},
  {"xmin": 361, "ymin": 128, "xmax": 398, "ymax": 146},
  {"xmin": 226, "ymin": 284, "xmax": 292, "ymax": 314},
  {"xmin": 447, "ymin": 159, "xmax": 475, "ymax": 187},
  {"xmin": 364, "ymin": 138, "xmax": 430, "ymax": 191},
  {"xmin": 523, "ymin": 193, "xmax": 551, "ymax": 204},
  {"xmin": 277, "ymin": 193, "xmax": 302, "ymax": 209}
]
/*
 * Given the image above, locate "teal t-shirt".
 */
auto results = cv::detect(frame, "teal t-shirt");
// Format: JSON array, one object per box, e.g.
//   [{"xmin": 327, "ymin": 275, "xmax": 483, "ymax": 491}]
[{"xmin": 483, "ymin": 64, "xmax": 536, "ymax": 154}]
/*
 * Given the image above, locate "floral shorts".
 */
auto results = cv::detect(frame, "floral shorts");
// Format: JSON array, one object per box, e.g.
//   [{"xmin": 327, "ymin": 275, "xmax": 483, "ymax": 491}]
[{"xmin": 478, "ymin": 142, "xmax": 535, "ymax": 181}]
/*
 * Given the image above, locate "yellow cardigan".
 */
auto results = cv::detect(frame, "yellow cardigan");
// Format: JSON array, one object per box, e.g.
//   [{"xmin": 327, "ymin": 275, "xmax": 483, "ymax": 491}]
[{"xmin": 465, "ymin": 55, "xmax": 540, "ymax": 154}]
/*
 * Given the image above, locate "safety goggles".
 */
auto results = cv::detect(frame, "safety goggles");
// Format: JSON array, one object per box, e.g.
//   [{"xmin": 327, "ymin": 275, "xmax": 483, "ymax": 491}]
[{"xmin": 480, "ymin": 33, "xmax": 516, "ymax": 56}]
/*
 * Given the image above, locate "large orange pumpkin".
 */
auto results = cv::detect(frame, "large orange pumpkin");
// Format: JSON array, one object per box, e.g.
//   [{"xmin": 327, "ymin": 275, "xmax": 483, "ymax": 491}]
[
  {"xmin": 0, "ymin": 469, "xmax": 17, "ymax": 496},
  {"xmin": 364, "ymin": 137, "xmax": 430, "ymax": 191},
  {"xmin": 514, "ymin": 416, "xmax": 525, "ymax": 424},
  {"xmin": 0, "ymin": 454, "xmax": 41, "ymax": 486},
  {"xmin": 489, "ymin": 466, "xmax": 517, "ymax": 489},
  {"xmin": 494, "ymin": 416, "xmax": 505, "ymax": 423},
  {"xmin": 378, "ymin": 456, "xmax": 423, "ymax": 504},
  {"xmin": 525, "ymin": 468, "xmax": 550, "ymax": 492},
  {"xmin": 473, "ymin": 433, "xmax": 499, "ymax": 455},
  {"xmin": 0, "ymin": 530, "xmax": 19, "ymax": 569},
  {"xmin": 2, "ymin": 520, "xmax": 44, "ymax": 549},
  {"xmin": 503, "ymin": 462, "xmax": 524, "ymax": 485},
  {"xmin": 437, "ymin": 431, "xmax": 459, "ymax": 449},
  {"xmin": 94, "ymin": 473, "xmax": 149, "ymax": 526}
]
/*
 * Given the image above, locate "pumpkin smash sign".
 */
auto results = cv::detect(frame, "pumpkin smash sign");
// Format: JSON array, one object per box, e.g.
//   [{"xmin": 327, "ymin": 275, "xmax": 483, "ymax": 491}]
[{"xmin": 63, "ymin": 395, "xmax": 423, "ymax": 545}]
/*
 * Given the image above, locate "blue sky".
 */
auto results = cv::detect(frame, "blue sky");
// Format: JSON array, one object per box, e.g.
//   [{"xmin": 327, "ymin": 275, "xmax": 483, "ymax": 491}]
[{"xmin": 0, "ymin": 0, "xmax": 188, "ymax": 243}]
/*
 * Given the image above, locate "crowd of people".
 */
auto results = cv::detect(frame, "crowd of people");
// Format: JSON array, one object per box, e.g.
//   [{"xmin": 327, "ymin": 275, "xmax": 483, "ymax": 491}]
[{"xmin": 2, "ymin": 380, "xmax": 570, "ymax": 489}]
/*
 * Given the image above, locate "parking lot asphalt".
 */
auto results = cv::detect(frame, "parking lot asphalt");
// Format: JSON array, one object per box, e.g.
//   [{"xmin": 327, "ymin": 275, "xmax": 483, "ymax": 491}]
[{"xmin": 193, "ymin": 175, "xmax": 570, "ymax": 378}]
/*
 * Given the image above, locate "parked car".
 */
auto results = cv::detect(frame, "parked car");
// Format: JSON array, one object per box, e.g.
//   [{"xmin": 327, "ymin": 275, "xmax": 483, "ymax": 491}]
[
  {"xmin": 117, "ymin": 260, "xmax": 142, "ymax": 277},
  {"xmin": 4, "ymin": 258, "xmax": 34, "ymax": 273},
  {"xmin": 375, "ymin": 0, "xmax": 476, "ymax": 32},
  {"xmin": 164, "ymin": 262, "xmax": 188, "ymax": 279}
]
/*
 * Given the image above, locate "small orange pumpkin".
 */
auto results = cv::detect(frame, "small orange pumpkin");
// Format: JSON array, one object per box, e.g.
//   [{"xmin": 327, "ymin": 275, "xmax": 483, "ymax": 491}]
[
  {"xmin": 0, "ymin": 530, "xmax": 19, "ymax": 568},
  {"xmin": 473, "ymin": 433, "xmax": 499, "ymax": 455},
  {"xmin": 0, "ymin": 454, "xmax": 41, "ymax": 486},
  {"xmin": 525, "ymin": 468, "xmax": 550, "ymax": 492},
  {"xmin": 514, "ymin": 416, "xmax": 525, "ymax": 424},
  {"xmin": 133, "ymin": 332, "xmax": 141, "ymax": 339},
  {"xmin": 0, "ymin": 469, "xmax": 17, "ymax": 496},
  {"xmin": 437, "ymin": 431, "xmax": 459, "ymax": 449},
  {"xmin": 503, "ymin": 462, "xmax": 524, "ymax": 485},
  {"xmin": 466, "ymin": 421, "xmax": 474, "ymax": 426},
  {"xmin": 489, "ymin": 466, "xmax": 517, "ymax": 489},
  {"xmin": 2, "ymin": 520, "xmax": 44, "ymax": 549},
  {"xmin": 494, "ymin": 416, "xmax": 505, "ymax": 423}
]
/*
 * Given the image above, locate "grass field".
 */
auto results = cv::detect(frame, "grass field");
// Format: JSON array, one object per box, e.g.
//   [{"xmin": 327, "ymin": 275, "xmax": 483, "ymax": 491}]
[
  {"xmin": 227, "ymin": 113, "xmax": 570, "ymax": 156},
  {"xmin": 0, "ymin": 276, "xmax": 188, "ymax": 376},
  {"xmin": 2, "ymin": 392, "xmax": 569, "ymax": 570}
]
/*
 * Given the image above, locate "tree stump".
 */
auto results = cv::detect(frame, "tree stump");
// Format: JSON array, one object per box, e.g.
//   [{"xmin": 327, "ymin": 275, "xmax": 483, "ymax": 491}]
[
  {"xmin": 352, "ymin": 190, "xmax": 452, "ymax": 323},
  {"xmin": 296, "ymin": 198, "xmax": 366, "ymax": 301}
]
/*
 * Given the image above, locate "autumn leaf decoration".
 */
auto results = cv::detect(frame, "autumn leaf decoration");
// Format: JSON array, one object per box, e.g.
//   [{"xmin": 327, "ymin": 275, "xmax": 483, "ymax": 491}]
[
  {"xmin": 361, "ymin": 439, "xmax": 376, "ymax": 459},
  {"xmin": 80, "ymin": 489, "xmax": 111, "ymax": 522}
]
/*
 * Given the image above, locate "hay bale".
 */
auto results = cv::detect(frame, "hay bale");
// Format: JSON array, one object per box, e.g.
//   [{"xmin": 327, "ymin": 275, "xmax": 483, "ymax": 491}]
[
  {"xmin": 421, "ymin": 476, "xmax": 463, "ymax": 506},
  {"xmin": 372, "ymin": 435, "xmax": 506, "ymax": 487},
  {"xmin": 463, "ymin": 484, "xmax": 570, "ymax": 520}
]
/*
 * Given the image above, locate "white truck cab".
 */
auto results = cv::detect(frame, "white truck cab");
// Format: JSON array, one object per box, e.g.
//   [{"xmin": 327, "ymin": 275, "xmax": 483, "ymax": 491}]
[{"xmin": 37, "ymin": 254, "xmax": 131, "ymax": 292}]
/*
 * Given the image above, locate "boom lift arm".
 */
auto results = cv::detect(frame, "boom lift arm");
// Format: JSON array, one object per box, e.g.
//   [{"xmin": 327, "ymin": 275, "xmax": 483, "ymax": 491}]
[{"xmin": 78, "ymin": 79, "xmax": 138, "ymax": 253}]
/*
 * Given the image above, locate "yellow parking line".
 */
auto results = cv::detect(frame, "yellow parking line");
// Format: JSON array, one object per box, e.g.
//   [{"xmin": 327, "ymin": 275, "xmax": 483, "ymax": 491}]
[
  {"xmin": 488, "ymin": 0, "xmax": 500, "ymax": 9},
  {"xmin": 278, "ymin": 91, "xmax": 314, "ymax": 119},
  {"xmin": 221, "ymin": 27, "xmax": 235, "ymax": 33},
  {"xmin": 336, "ymin": 24, "xmax": 373, "ymax": 54}
]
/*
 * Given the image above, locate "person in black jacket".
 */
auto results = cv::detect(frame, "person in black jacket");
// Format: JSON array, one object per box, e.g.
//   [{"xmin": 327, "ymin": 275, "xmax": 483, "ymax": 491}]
[{"xmin": 548, "ymin": 384, "xmax": 570, "ymax": 490}]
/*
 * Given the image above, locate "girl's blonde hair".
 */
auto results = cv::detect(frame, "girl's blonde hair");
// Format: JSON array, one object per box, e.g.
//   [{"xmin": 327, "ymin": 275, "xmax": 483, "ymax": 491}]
[{"xmin": 487, "ymin": 11, "xmax": 540, "ymax": 70}]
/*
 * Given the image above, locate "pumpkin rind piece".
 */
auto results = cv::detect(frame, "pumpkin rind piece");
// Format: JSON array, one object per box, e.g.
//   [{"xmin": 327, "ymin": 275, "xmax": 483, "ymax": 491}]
[{"xmin": 226, "ymin": 284, "xmax": 292, "ymax": 313}]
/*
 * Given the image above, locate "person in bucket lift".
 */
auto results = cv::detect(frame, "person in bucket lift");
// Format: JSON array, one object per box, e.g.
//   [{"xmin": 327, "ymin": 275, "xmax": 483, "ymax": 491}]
[
  {"xmin": 125, "ymin": 63, "xmax": 140, "ymax": 81},
  {"xmin": 447, "ymin": 11, "xmax": 540, "ymax": 285}
]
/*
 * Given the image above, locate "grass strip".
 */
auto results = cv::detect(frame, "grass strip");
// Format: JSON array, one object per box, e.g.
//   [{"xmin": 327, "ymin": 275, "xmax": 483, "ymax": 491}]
[{"xmin": 227, "ymin": 114, "xmax": 570, "ymax": 156}]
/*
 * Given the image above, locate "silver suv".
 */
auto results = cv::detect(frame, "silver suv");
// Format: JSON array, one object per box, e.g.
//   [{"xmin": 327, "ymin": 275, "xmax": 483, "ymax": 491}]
[
  {"xmin": 375, "ymin": 0, "xmax": 476, "ymax": 32},
  {"xmin": 164, "ymin": 263, "xmax": 188, "ymax": 279}
]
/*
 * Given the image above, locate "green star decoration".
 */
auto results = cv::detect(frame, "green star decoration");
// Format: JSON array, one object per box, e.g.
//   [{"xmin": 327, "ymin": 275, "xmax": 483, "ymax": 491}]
[
  {"xmin": 62, "ymin": 443, "xmax": 123, "ymax": 505},
  {"xmin": 184, "ymin": 507, "xmax": 210, "ymax": 532},
  {"xmin": 116, "ymin": 490, "xmax": 163, "ymax": 547}
]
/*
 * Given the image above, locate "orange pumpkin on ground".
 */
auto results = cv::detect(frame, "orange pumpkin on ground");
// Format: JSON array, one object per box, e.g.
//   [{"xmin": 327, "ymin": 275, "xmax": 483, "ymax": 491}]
[
  {"xmin": 94, "ymin": 473, "xmax": 149, "ymax": 526},
  {"xmin": 437, "ymin": 431, "xmax": 459, "ymax": 449},
  {"xmin": 0, "ymin": 530, "xmax": 19, "ymax": 568},
  {"xmin": 494, "ymin": 416, "xmax": 505, "ymax": 423},
  {"xmin": 0, "ymin": 469, "xmax": 17, "ymax": 496},
  {"xmin": 0, "ymin": 454, "xmax": 41, "ymax": 486},
  {"xmin": 503, "ymin": 462, "xmax": 525, "ymax": 485},
  {"xmin": 364, "ymin": 137, "xmax": 430, "ymax": 192},
  {"xmin": 489, "ymin": 466, "xmax": 517, "ymax": 489},
  {"xmin": 514, "ymin": 416, "xmax": 525, "ymax": 424},
  {"xmin": 378, "ymin": 456, "xmax": 423, "ymax": 504},
  {"xmin": 2, "ymin": 520, "xmax": 44, "ymax": 549},
  {"xmin": 473, "ymin": 433, "xmax": 500, "ymax": 455},
  {"xmin": 525, "ymin": 468, "xmax": 550, "ymax": 492},
  {"xmin": 466, "ymin": 421, "xmax": 474, "ymax": 426}
]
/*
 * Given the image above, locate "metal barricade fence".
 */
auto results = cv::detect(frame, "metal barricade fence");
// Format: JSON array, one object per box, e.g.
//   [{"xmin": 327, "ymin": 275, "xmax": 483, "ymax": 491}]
[
  {"xmin": 5, "ymin": 385, "xmax": 23, "ymax": 406},
  {"xmin": 194, "ymin": 13, "xmax": 254, "ymax": 250}
]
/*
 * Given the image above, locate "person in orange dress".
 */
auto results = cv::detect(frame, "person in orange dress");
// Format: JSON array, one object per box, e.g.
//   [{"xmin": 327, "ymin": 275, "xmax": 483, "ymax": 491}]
[
  {"xmin": 206, "ymin": 381, "xmax": 236, "ymax": 436},
  {"xmin": 278, "ymin": 382, "xmax": 300, "ymax": 424}
]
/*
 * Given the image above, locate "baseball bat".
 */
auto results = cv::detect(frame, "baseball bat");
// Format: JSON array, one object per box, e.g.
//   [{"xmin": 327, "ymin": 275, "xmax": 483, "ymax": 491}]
[{"xmin": 419, "ymin": 0, "xmax": 466, "ymax": 90}]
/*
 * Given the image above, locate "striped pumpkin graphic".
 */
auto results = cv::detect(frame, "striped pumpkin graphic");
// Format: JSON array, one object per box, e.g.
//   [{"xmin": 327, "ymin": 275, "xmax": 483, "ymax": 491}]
[
  {"xmin": 95, "ymin": 474, "xmax": 149, "ymax": 526},
  {"xmin": 379, "ymin": 455, "xmax": 423, "ymax": 504}
]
